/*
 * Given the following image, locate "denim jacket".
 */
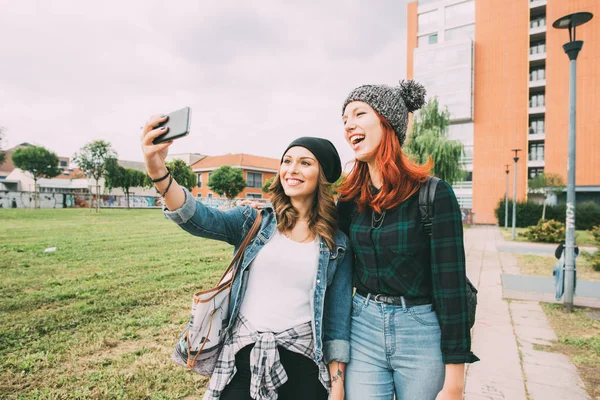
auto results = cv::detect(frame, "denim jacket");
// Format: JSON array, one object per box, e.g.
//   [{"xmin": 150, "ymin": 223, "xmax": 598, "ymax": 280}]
[{"xmin": 164, "ymin": 188, "xmax": 353, "ymax": 364}]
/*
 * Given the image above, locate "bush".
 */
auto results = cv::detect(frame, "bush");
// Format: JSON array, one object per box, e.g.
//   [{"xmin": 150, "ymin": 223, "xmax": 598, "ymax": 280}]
[
  {"xmin": 590, "ymin": 225, "xmax": 600, "ymax": 243},
  {"xmin": 495, "ymin": 199, "xmax": 600, "ymax": 230},
  {"xmin": 520, "ymin": 219, "xmax": 566, "ymax": 243},
  {"xmin": 575, "ymin": 202, "xmax": 600, "ymax": 230},
  {"xmin": 582, "ymin": 250, "xmax": 600, "ymax": 272}
]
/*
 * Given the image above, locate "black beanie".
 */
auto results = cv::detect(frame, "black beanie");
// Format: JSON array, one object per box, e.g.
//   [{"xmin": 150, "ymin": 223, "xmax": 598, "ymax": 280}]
[{"xmin": 281, "ymin": 137, "xmax": 342, "ymax": 183}]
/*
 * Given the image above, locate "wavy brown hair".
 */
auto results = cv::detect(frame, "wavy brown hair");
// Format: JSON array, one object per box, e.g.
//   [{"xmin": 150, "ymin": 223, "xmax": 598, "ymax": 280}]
[
  {"xmin": 268, "ymin": 168, "xmax": 338, "ymax": 251},
  {"xmin": 337, "ymin": 114, "xmax": 433, "ymax": 213}
]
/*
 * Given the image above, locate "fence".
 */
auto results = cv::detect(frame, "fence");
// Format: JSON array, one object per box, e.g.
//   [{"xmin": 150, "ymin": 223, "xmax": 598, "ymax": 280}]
[
  {"xmin": 0, "ymin": 191, "xmax": 161, "ymax": 209},
  {"xmin": 0, "ymin": 191, "xmax": 474, "ymax": 224},
  {"xmin": 0, "ymin": 191, "xmax": 270, "ymax": 210}
]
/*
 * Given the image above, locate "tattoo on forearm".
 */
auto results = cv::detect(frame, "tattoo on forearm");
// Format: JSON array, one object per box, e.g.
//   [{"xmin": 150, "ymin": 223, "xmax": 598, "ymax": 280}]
[{"xmin": 331, "ymin": 367, "xmax": 344, "ymax": 384}]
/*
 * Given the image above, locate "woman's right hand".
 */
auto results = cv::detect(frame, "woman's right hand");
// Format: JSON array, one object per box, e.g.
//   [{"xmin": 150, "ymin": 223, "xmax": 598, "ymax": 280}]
[{"xmin": 140, "ymin": 114, "xmax": 173, "ymax": 179}]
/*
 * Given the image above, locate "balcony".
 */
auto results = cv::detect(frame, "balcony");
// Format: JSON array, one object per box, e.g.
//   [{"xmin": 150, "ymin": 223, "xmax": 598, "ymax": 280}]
[
  {"xmin": 529, "ymin": 52, "xmax": 546, "ymax": 63},
  {"xmin": 453, "ymin": 181, "xmax": 473, "ymax": 190},
  {"xmin": 528, "ymin": 159, "xmax": 545, "ymax": 168},
  {"xmin": 530, "ymin": 26, "xmax": 547, "ymax": 41},
  {"xmin": 528, "ymin": 132, "xmax": 546, "ymax": 141},
  {"xmin": 530, "ymin": 0, "xmax": 547, "ymax": 10},
  {"xmin": 528, "ymin": 79, "xmax": 546, "ymax": 89},
  {"xmin": 529, "ymin": 106, "xmax": 546, "ymax": 116}
]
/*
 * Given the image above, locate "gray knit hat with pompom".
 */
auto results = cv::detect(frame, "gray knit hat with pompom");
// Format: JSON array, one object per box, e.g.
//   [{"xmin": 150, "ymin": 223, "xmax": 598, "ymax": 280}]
[{"xmin": 342, "ymin": 80, "xmax": 426, "ymax": 146}]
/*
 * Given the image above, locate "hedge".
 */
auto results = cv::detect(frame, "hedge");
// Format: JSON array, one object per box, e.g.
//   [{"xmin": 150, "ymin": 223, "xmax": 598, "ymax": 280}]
[{"xmin": 495, "ymin": 199, "xmax": 600, "ymax": 230}]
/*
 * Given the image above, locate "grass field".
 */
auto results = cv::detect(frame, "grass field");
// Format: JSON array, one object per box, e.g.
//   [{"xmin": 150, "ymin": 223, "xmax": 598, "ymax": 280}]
[
  {"xmin": 516, "ymin": 254, "xmax": 600, "ymax": 281},
  {"xmin": 541, "ymin": 304, "xmax": 600, "ymax": 400},
  {"xmin": 499, "ymin": 227, "xmax": 597, "ymax": 247},
  {"xmin": 0, "ymin": 208, "xmax": 234, "ymax": 399}
]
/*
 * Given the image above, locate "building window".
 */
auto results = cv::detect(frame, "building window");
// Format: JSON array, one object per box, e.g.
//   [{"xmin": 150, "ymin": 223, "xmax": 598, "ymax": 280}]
[
  {"xmin": 529, "ymin": 167, "xmax": 544, "ymax": 179},
  {"xmin": 529, "ymin": 94, "xmax": 545, "ymax": 108},
  {"xmin": 60, "ymin": 161, "xmax": 67, "ymax": 167},
  {"xmin": 444, "ymin": 0, "xmax": 475, "ymax": 27},
  {"xmin": 247, "ymin": 193, "xmax": 262, "ymax": 199},
  {"xmin": 196, "ymin": 193, "xmax": 202, "ymax": 198},
  {"xmin": 529, "ymin": 41, "xmax": 546, "ymax": 55},
  {"xmin": 529, "ymin": 68, "xmax": 545, "ymax": 81},
  {"xmin": 529, "ymin": 118, "xmax": 545, "ymax": 134},
  {"xmin": 247, "ymin": 172, "xmax": 263, "ymax": 188},
  {"xmin": 445, "ymin": 24, "xmax": 474, "ymax": 42},
  {"xmin": 530, "ymin": 16, "xmax": 546, "ymax": 29},
  {"xmin": 197, "ymin": 173, "xmax": 202, "ymax": 188},
  {"xmin": 418, "ymin": 10, "xmax": 440, "ymax": 34},
  {"xmin": 462, "ymin": 146, "xmax": 473, "ymax": 164},
  {"xmin": 418, "ymin": 33, "xmax": 439, "ymax": 47},
  {"xmin": 529, "ymin": 143, "xmax": 545, "ymax": 161},
  {"xmin": 208, "ymin": 193, "xmax": 213, "ymax": 198}
]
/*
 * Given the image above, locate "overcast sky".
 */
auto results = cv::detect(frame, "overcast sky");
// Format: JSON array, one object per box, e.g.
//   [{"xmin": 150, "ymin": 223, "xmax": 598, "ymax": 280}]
[{"xmin": 0, "ymin": 0, "xmax": 410, "ymax": 167}]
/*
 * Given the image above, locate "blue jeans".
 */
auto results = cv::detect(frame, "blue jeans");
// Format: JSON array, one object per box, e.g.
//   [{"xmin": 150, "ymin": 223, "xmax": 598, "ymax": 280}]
[{"xmin": 345, "ymin": 293, "xmax": 445, "ymax": 400}]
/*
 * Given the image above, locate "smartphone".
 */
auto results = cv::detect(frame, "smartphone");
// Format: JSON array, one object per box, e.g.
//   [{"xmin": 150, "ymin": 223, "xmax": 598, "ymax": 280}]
[{"xmin": 152, "ymin": 107, "xmax": 191, "ymax": 145}]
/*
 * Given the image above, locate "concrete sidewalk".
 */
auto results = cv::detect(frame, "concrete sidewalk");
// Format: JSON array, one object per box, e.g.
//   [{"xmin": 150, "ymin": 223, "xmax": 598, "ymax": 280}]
[{"xmin": 463, "ymin": 226, "xmax": 591, "ymax": 400}]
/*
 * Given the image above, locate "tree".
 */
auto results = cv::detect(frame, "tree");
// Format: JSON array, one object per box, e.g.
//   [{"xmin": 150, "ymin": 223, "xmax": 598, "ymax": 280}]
[
  {"xmin": 105, "ymin": 158, "xmax": 147, "ymax": 209},
  {"xmin": 332, "ymin": 174, "xmax": 346, "ymax": 195},
  {"xmin": 11, "ymin": 145, "xmax": 61, "ymax": 208},
  {"xmin": 0, "ymin": 127, "xmax": 6, "ymax": 165},
  {"xmin": 404, "ymin": 98, "xmax": 465, "ymax": 185},
  {"xmin": 208, "ymin": 166, "xmax": 247, "ymax": 199},
  {"xmin": 166, "ymin": 159, "xmax": 196, "ymax": 191},
  {"xmin": 73, "ymin": 140, "xmax": 117, "ymax": 213},
  {"xmin": 528, "ymin": 173, "xmax": 566, "ymax": 221},
  {"xmin": 262, "ymin": 177, "xmax": 275, "ymax": 193}
]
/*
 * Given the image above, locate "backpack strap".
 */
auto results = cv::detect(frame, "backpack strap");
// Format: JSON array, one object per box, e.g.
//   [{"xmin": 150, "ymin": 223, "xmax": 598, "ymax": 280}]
[
  {"xmin": 337, "ymin": 198, "xmax": 358, "ymax": 236},
  {"xmin": 419, "ymin": 176, "xmax": 440, "ymax": 236}
]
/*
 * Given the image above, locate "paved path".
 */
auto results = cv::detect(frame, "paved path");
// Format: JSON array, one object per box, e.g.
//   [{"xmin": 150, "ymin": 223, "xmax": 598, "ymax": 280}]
[{"xmin": 463, "ymin": 226, "xmax": 591, "ymax": 400}]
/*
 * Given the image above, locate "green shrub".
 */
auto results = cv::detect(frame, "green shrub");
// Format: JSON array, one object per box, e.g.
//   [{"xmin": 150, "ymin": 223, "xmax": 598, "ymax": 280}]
[
  {"xmin": 590, "ymin": 225, "xmax": 600, "ymax": 243},
  {"xmin": 520, "ymin": 219, "xmax": 566, "ymax": 243},
  {"xmin": 495, "ymin": 199, "xmax": 600, "ymax": 229},
  {"xmin": 576, "ymin": 202, "xmax": 600, "ymax": 230},
  {"xmin": 581, "ymin": 250, "xmax": 600, "ymax": 272}
]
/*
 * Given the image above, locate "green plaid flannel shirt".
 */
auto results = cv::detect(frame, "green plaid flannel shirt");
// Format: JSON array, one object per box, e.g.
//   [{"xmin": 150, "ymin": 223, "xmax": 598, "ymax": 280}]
[{"xmin": 338, "ymin": 180, "xmax": 479, "ymax": 364}]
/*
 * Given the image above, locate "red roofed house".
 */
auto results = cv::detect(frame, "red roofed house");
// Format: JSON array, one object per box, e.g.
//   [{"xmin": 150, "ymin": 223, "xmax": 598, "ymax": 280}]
[{"xmin": 191, "ymin": 153, "xmax": 279, "ymax": 200}]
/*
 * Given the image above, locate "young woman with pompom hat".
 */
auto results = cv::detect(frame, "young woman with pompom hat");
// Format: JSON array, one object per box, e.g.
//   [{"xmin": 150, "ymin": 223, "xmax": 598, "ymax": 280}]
[{"xmin": 337, "ymin": 80, "xmax": 479, "ymax": 400}]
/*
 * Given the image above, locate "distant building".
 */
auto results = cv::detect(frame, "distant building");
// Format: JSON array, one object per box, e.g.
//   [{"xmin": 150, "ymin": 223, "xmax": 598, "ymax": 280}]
[
  {"xmin": 192, "ymin": 153, "xmax": 279, "ymax": 200},
  {"xmin": 0, "ymin": 142, "xmax": 34, "ymax": 180},
  {"xmin": 406, "ymin": 0, "xmax": 600, "ymax": 223}
]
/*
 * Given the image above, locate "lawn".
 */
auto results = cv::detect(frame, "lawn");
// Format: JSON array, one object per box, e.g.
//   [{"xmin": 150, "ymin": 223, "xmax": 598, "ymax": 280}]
[
  {"xmin": 0, "ymin": 208, "xmax": 234, "ymax": 399},
  {"xmin": 516, "ymin": 254, "xmax": 600, "ymax": 281},
  {"xmin": 499, "ymin": 226, "xmax": 597, "ymax": 247},
  {"xmin": 541, "ymin": 304, "xmax": 600, "ymax": 400}
]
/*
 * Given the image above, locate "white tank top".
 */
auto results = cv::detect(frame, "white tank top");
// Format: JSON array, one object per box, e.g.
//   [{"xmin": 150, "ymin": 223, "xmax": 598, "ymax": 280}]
[{"xmin": 239, "ymin": 229, "xmax": 320, "ymax": 332}]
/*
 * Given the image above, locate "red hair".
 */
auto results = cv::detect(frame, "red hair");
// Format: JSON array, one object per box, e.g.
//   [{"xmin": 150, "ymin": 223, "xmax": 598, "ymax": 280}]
[{"xmin": 337, "ymin": 117, "xmax": 433, "ymax": 213}]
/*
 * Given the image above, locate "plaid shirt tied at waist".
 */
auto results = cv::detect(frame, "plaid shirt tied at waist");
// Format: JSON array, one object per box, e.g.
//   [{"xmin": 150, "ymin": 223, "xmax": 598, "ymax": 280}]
[{"xmin": 203, "ymin": 315, "xmax": 329, "ymax": 400}]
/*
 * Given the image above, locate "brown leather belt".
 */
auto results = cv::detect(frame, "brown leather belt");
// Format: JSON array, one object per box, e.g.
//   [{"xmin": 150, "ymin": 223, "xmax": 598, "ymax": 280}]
[{"xmin": 356, "ymin": 289, "xmax": 431, "ymax": 306}]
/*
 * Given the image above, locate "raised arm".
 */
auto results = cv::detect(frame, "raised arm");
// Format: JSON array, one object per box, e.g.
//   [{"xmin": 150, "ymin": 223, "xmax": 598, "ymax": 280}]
[{"xmin": 140, "ymin": 114, "xmax": 254, "ymax": 247}]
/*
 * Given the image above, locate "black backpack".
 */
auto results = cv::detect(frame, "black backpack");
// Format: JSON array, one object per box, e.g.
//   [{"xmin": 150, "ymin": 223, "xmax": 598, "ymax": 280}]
[{"xmin": 419, "ymin": 177, "xmax": 477, "ymax": 329}]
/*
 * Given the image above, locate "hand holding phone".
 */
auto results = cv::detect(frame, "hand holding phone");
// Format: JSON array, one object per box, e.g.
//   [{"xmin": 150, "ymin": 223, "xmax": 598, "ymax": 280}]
[{"xmin": 152, "ymin": 107, "xmax": 192, "ymax": 145}]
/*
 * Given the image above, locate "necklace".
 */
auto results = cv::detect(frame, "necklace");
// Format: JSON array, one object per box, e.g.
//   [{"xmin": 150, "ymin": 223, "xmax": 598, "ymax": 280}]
[{"xmin": 371, "ymin": 210, "xmax": 386, "ymax": 229}]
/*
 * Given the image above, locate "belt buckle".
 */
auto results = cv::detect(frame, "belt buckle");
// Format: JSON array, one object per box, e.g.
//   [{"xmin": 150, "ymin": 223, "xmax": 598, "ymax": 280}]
[{"xmin": 374, "ymin": 294, "xmax": 385, "ymax": 304}]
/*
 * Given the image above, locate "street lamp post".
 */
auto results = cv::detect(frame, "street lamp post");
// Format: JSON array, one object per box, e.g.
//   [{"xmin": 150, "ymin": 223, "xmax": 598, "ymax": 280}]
[
  {"xmin": 511, "ymin": 149, "xmax": 521, "ymax": 240},
  {"xmin": 553, "ymin": 12, "xmax": 593, "ymax": 313},
  {"xmin": 505, "ymin": 165, "xmax": 510, "ymax": 230}
]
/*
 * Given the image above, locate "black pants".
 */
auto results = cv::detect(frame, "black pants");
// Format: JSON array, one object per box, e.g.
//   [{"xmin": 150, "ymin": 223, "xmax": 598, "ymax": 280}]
[{"xmin": 219, "ymin": 344, "xmax": 328, "ymax": 400}]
